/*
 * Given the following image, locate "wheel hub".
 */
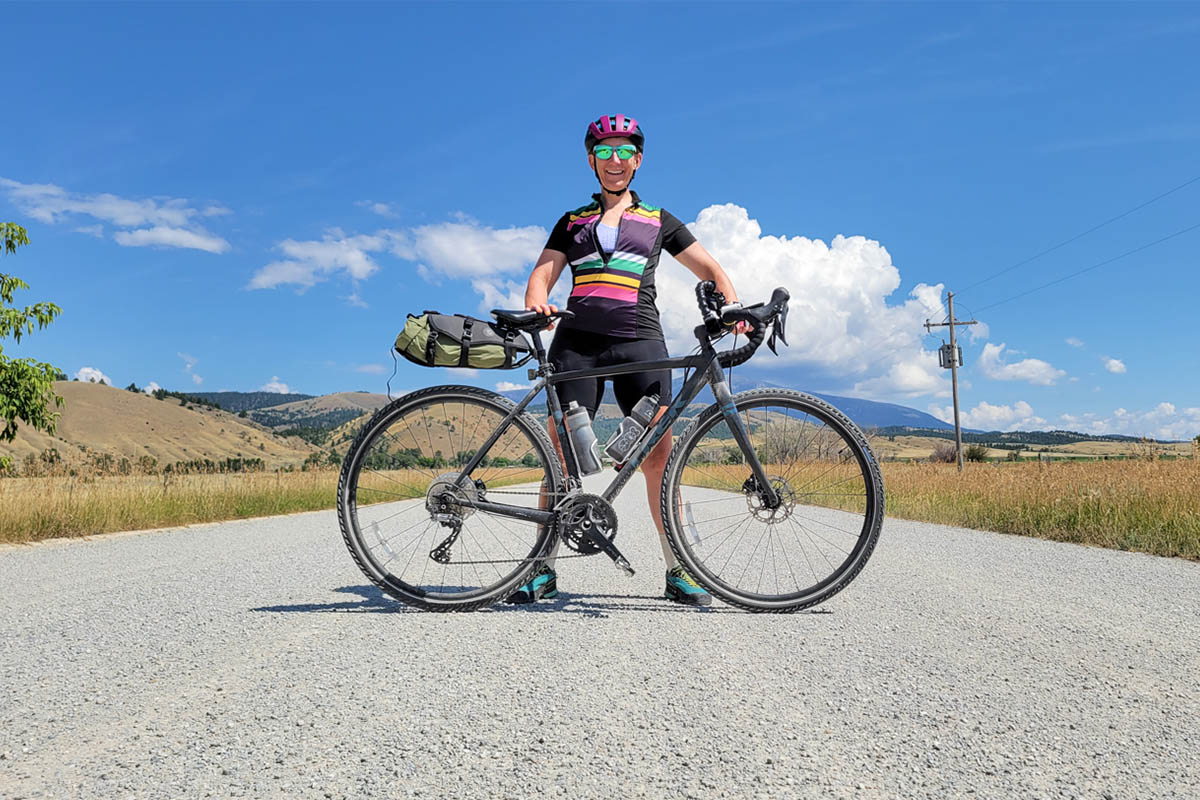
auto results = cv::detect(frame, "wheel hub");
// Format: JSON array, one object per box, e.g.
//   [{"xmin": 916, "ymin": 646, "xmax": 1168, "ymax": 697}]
[
  {"xmin": 742, "ymin": 475, "xmax": 797, "ymax": 523},
  {"xmin": 556, "ymin": 493, "xmax": 618, "ymax": 554},
  {"xmin": 425, "ymin": 473, "xmax": 481, "ymax": 524}
]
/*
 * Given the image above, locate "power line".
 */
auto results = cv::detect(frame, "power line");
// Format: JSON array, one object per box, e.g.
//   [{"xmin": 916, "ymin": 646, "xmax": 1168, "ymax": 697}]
[
  {"xmin": 975, "ymin": 220, "xmax": 1200, "ymax": 313},
  {"xmin": 960, "ymin": 173, "xmax": 1200, "ymax": 295}
]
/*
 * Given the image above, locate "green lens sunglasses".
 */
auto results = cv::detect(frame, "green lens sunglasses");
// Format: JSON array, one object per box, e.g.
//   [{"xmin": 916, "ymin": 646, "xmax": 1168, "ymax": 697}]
[{"xmin": 592, "ymin": 144, "xmax": 639, "ymax": 160}]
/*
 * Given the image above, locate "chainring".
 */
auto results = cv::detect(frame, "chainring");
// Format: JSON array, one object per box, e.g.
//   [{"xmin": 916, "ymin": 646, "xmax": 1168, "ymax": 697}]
[{"xmin": 556, "ymin": 492, "xmax": 618, "ymax": 554}]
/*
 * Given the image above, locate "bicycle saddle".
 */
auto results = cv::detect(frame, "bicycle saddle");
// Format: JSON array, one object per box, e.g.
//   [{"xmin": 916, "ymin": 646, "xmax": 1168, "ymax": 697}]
[{"xmin": 490, "ymin": 308, "xmax": 575, "ymax": 331}]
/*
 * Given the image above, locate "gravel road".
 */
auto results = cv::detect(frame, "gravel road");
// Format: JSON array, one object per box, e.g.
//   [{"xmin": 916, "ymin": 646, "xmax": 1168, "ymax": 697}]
[{"xmin": 2, "ymin": 472, "xmax": 1197, "ymax": 799}]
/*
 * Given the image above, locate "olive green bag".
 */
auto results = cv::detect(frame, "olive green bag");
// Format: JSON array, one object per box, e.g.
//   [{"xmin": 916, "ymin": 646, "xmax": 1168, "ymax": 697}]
[{"xmin": 394, "ymin": 312, "xmax": 532, "ymax": 370}]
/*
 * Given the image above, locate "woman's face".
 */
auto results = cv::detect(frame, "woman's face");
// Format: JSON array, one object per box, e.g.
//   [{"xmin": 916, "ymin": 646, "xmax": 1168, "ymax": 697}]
[{"xmin": 588, "ymin": 136, "xmax": 642, "ymax": 193}]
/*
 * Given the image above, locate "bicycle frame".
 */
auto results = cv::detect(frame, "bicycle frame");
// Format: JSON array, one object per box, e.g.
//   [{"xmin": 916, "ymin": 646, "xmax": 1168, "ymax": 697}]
[{"xmin": 451, "ymin": 326, "xmax": 779, "ymax": 527}]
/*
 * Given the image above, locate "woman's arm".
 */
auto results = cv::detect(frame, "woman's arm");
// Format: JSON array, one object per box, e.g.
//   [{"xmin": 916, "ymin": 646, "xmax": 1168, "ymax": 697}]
[
  {"xmin": 524, "ymin": 248, "xmax": 568, "ymax": 316},
  {"xmin": 674, "ymin": 241, "xmax": 739, "ymax": 304}
]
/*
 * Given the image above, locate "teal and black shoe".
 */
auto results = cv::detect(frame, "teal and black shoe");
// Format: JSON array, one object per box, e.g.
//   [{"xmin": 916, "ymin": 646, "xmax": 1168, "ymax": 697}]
[
  {"xmin": 665, "ymin": 565, "xmax": 712, "ymax": 607},
  {"xmin": 506, "ymin": 565, "xmax": 558, "ymax": 604}
]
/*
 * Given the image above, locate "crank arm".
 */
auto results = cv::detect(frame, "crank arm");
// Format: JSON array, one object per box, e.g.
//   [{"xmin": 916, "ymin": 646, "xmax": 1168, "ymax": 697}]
[{"xmin": 582, "ymin": 527, "xmax": 635, "ymax": 577}]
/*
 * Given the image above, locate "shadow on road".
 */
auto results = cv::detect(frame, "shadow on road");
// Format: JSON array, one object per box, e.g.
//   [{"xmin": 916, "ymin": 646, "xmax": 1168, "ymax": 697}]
[{"xmin": 252, "ymin": 585, "xmax": 831, "ymax": 617}]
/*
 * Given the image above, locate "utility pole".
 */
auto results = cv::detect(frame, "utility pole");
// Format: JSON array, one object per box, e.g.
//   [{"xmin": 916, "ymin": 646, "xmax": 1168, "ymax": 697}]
[{"xmin": 926, "ymin": 292, "xmax": 977, "ymax": 471}]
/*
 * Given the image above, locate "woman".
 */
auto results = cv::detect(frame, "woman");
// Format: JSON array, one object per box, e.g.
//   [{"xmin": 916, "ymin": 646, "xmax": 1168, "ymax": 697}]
[{"xmin": 512, "ymin": 114, "xmax": 744, "ymax": 606}]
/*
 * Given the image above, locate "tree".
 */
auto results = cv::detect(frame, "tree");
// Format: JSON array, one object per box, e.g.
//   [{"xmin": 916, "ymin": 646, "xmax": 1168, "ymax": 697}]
[{"xmin": 1, "ymin": 223, "xmax": 65, "ymax": 471}]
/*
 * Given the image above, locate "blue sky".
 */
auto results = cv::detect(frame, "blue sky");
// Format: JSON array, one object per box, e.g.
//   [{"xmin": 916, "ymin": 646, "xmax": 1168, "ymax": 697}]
[{"xmin": 3, "ymin": 2, "xmax": 1198, "ymax": 439}]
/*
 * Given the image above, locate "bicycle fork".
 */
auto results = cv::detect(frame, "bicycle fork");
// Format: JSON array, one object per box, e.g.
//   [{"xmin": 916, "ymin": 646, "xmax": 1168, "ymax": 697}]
[{"xmin": 706, "ymin": 362, "xmax": 781, "ymax": 509}]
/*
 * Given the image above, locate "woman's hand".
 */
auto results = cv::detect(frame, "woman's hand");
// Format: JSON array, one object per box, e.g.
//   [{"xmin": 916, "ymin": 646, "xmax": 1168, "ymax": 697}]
[{"xmin": 527, "ymin": 302, "xmax": 559, "ymax": 330}]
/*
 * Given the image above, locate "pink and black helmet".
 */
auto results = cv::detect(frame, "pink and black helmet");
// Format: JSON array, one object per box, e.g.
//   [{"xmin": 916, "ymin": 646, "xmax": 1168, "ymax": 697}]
[{"xmin": 585, "ymin": 114, "xmax": 645, "ymax": 152}]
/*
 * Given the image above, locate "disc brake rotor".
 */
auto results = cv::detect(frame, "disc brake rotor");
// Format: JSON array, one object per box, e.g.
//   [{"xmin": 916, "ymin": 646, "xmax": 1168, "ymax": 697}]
[{"xmin": 742, "ymin": 475, "xmax": 797, "ymax": 523}]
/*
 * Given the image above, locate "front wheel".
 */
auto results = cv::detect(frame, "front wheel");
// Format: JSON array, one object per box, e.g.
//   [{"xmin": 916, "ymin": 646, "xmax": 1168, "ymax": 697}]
[
  {"xmin": 337, "ymin": 385, "xmax": 564, "ymax": 611},
  {"xmin": 661, "ymin": 389, "xmax": 884, "ymax": 612}
]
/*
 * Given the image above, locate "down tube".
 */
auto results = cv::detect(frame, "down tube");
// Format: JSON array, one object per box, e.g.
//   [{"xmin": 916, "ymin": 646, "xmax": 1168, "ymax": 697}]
[{"xmin": 599, "ymin": 362, "xmax": 714, "ymax": 504}]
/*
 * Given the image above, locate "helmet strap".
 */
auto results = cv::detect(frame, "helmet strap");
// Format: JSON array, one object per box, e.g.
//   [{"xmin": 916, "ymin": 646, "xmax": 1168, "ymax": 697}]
[{"xmin": 593, "ymin": 165, "xmax": 638, "ymax": 198}]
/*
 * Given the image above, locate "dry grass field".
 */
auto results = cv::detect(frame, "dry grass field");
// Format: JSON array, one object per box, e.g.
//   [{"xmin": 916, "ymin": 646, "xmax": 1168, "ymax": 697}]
[
  {"xmin": 3, "ymin": 455, "xmax": 1197, "ymax": 561},
  {"xmin": 880, "ymin": 458, "xmax": 1200, "ymax": 559}
]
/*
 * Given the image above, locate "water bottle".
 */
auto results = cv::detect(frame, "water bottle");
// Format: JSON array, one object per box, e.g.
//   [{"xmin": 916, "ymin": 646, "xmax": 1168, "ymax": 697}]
[
  {"xmin": 564, "ymin": 401, "xmax": 602, "ymax": 475},
  {"xmin": 604, "ymin": 393, "xmax": 660, "ymax": 464}
]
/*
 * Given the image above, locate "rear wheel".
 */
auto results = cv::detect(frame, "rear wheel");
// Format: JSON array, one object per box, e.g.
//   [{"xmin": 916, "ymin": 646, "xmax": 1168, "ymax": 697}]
[
  {"xmin": 662, "ymin": 389, "xmax": 884, "ymax": 612},
  {"xmin": 337, "ymin": 385, "xmax": 563, "ymax": 611}
]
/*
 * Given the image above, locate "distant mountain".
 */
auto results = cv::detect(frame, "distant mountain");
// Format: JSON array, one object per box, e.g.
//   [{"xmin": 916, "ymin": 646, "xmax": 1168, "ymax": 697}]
[
  {"xmin": 186, "ymin": 391, "xmax": 315, "ymax": 413},
  {"xmin": 498, "ymin": 377, "xmax": 954, "ymax": 431}
]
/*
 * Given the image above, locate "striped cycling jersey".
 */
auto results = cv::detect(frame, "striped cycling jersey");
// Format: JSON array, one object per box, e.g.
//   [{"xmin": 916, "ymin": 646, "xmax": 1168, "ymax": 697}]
[{"xmin": 544, "ymin": 191, "xmax": 696, "ymax": 340}]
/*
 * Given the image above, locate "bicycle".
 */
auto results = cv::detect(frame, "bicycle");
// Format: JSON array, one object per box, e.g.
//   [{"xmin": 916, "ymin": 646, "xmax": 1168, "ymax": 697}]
[{"xmin": 337, "ymin": 281, "xmax": 885, "ymax": 612}]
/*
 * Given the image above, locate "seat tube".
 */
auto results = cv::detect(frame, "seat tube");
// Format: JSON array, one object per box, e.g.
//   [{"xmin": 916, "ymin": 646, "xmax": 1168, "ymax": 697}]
[{"xmin": 706, "ymin": 361, "xmax": 779, "ymax": 506}]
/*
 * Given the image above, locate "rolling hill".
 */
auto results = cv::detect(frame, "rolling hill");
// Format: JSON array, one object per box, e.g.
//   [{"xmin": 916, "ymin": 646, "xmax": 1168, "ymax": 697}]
[{"xmin": 0, "ymin": 382, "xmax": 318, "ymax": 471}]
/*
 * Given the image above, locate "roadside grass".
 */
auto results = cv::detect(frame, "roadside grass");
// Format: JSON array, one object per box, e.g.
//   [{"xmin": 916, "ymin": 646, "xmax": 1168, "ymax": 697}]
[
  {"xmin": 0, "ymin": 470, "xmax": 341, "ymax": 544},
  {"xmin": 880, "ymin": 459, "xmax": 1200, "ymax": 559},
  {"xmin": 3, "ymin": 459, "xmax": 1198, "ymax": 560}
]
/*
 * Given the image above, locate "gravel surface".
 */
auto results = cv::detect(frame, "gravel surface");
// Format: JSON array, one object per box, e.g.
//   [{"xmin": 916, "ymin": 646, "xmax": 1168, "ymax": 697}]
[{"xmin": 1, "ymin": 472, "xmax": 1197, "ymax": 799}]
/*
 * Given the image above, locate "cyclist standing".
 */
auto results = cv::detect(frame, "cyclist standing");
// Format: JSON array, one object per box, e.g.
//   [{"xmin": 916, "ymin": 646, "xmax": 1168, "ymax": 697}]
[{"xmin": 514, "ymin": 114, "xmax": 745, "ymax": 606}]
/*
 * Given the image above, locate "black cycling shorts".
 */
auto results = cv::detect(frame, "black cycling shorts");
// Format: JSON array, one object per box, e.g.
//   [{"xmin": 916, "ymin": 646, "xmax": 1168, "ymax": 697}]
[{"xmin": 547, "ymin": 327, "xmax": 672, "ymax": 419}]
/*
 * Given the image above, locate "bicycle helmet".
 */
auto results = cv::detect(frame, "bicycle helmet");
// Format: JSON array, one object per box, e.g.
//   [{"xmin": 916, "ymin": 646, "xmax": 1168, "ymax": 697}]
[{"xmin": 584, "ymin": 114, "xmax": 645, "ymax": 152}]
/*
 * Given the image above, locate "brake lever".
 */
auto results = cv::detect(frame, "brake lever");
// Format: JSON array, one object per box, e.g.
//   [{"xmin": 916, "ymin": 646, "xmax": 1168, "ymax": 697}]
[{"xmin": 767, "ymin": 302, "xmax": 789, "ymax": 355}]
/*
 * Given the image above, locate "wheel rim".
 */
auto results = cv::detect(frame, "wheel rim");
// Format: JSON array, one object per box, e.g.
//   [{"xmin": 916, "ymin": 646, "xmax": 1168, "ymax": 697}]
[
  {"xmin": 670, "ymin": 397, "xmax": 878, "ymax": 607},
  {"xmin": 346, "ymin": 395, "xmax": 555, "ymax": 603}
]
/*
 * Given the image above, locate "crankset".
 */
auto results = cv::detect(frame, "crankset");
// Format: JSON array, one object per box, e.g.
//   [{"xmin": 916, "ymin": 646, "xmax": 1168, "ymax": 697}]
[{"xmin": 556, "ymin": 493, "xmax": 634, "ymax": 576}]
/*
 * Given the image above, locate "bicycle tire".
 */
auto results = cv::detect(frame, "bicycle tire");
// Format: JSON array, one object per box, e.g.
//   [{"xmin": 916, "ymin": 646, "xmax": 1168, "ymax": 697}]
[
  {"xmin": 337, "ymin": 385, "xmax": 564, "ymax": 611},
  {"xmin": 661, "ymin": 389, "xmax": 884, "ymax": 612}
]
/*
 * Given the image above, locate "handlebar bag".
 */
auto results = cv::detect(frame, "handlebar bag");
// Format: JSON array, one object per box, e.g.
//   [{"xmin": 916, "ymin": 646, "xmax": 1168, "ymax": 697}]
[{"xmin": 395, "ymin": 312, "xmax": 532, "ymax": 370}]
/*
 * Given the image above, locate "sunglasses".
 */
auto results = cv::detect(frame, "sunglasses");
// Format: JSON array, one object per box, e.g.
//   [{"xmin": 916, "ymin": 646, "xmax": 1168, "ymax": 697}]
[{"xmin": 592, "ymin": 144, "xmax": 639, "ymax": 161}]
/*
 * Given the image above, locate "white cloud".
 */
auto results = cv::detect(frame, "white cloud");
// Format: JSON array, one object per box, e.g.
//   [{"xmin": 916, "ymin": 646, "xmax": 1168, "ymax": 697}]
[
  {"xmin": 1066, "ymin": 337, "xmax": 1085, "ymax": 348},
  {"xmin": 929, "ymin": 399, "xmax": 1046, "ymax": 432},
  {"xmin": 114, "ymin": 226, "xmax": 229, "ymax": 254},
  {"xmin": 75, "ymin": 366, "xmax": 111, "ymax": 385},
  {"xmin": 399, "ymin": 220, "xmax": 547, "ymax": 279},
  {"xmin": 0, "ymin": 177, "xmax": 230, "ymax": 253},
  {"xmin": 1103, "ymin": 357, "xmax": 1126, "ymax": 374},
  {"xmin": 357, "ymin": 201, "xmax": 398, "ymax": 218},
  {"xmin": 143, "ymin": 381, "xmax": 162, "ymax": 394},
  {"xmin": 1058, "ymin": 403, "xmax": 1200, "ymax": 440},
  {"xmin": 355, "ymin": 364, "xmax": 388, "ymax": 375},
  {"xmin": 74, "ymin": 224, "xmax": 104, "ymax": 238},
  {"xmin": 496, "ymin": 381, "xmax": 532, "ymax": 392},
  {"xmin": 191, "ymin": 374, "xmax": 204, "ymax": 386},
  {"xmin": 967, "ymin": 321, "xmax": 990, "ymax": 343},
  {"xmin": 202, "ymin": 205, "xmax": 232, "ymax": 217},
  {"xmin": 447, "ymin": 368, "xmax": 479, "ymax": 378},
  {"xmin": 249, "ymin": 232, "xmax": 384, "ymax": 290},
  {"xmin": 648, "ymin": 204, "xmax": 948, "ymax": 399},
  {"xmin": 260, "ymin": 376, "xmax": 291, "ymax": 393},
  {"xmin": 977, "ymin": 342, "xmax": 1065, "ymax": 386}
]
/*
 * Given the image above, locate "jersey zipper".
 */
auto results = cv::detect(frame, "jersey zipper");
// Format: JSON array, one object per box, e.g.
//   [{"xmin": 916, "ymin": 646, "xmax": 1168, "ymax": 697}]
[{"xmin": 591, "ymin": 197, "xmax": 636, "ymax": 267}]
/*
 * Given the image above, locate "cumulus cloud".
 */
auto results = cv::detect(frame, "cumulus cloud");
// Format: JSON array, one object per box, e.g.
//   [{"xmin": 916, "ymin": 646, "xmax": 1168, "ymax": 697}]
[
  {"xmin": 967, "ymin": 321, "xmax": 990, "ymax": 343},
  {"xmin": 929, "ymin": 399, "xmax": 1046, "ymax": 432},
  {"xmin": 1103, "ymin": 357, "xmax": 1127, "ymax": 374},
  {"xmin": 249, "ymin": 232, "xmax": 384, "ymax": 290},
  {"xmin": 496, "ymin": 381, "xmax": 532, "ymax": 392},
  {"xmin": 397, "ymin": 220, "xmax": 547, "ymax": 279},
  {"xmin": 260, "ymin": 376, "xmax": 291, "ymax": 393},
  {"xmin": 191, "ymin": 374, "xmax": 204, "ymax": 386},
  {"xmin": 650, "ymin": 204, "xmax": 948, "ymax": 399},
  {"xmin": 0, "ymin": 177, "xmax": 230, "ymax": 253},
  {"xmin": 143, "ymin": 381, "xmax": 162, "ymax": 394},
  {"xmin": 1059, "ymin": 402, "xmax": 1200, "ymax": 440},
  {"xmin": 977, "ymin": 342, "xmax": 1066, "ymax": 386},
  {"xmin": 1066, "ymin": 337, "xmax": 1085, "ymax": 348},
  {"xmin": 75, "ymin": 366, "xmax": 112, "ymax": 385}
]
